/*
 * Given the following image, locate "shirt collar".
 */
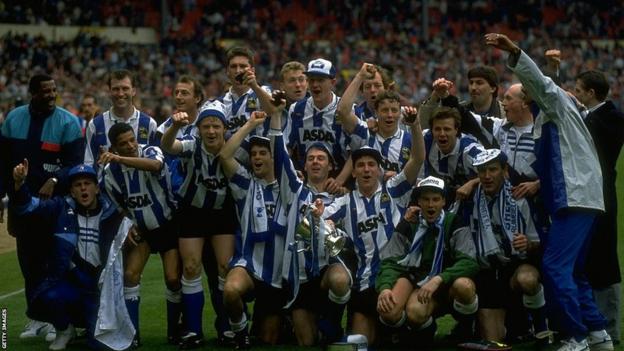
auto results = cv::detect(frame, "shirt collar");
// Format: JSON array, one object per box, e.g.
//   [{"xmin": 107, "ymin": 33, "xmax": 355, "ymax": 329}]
[
  {"xmin": 587, "ymin": 101, "xmax": 606, "ymax": 114},
  {"xmin": 228, "ymin": 87, "xmax": 253, "ymax": 100},
  {"xmin": 109, "ymin": 107, "xmax": 138, "ymax": 122}
]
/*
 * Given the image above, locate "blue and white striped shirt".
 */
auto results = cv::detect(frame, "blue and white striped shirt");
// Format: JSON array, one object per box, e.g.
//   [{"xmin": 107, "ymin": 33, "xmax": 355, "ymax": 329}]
[
  {"xmin": 284, "ymin": 93, "xmax": 351, "ymax": 169},
  {"xmin": 350, "ymin": 120, "xmax": 412, "ymax": 173},
  {"xmin": 271, "ymin": 132, "xmax": 336, "ymax": 283},
  {"xmin": 84, "ymin": 109, "xmax": 158, "ymax": 174},
  {"xmin": 229, "ymin": 166, "xmax": 284, "ymax": 287},
  {"xmin": 220, "ymin": 86, "xmax": 272, "ymax": 138},
  {"xmin": 176, "ymin": 137, "xmax": 228, "ymax": 210},
  {"xmin": 421, "ymin": 131, "xmax": 485, "ymax": 187},
  {"xmin": 103, "ymin": 145, "xmax": 176, "ymax": 232},
  {"xmin": 323, "ymin": 172, "xmax": 414, "ymax": 291}
]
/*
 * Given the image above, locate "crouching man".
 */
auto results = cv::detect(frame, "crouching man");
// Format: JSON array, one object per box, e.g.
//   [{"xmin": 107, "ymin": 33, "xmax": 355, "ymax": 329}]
[
  {"xmin": 12, "ymin": 161, "xmax": 134, "ymax": 350},
  {"xmin": 469, "ymin": 149, "xmax": 549, "ymax": 345},
  {"xmin": 376, "ymin": 176, "xmax": 480, "ymax": 348}
]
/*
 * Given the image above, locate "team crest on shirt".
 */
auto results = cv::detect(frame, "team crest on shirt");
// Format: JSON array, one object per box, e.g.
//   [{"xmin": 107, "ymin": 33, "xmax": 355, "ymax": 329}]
[
  {"xmin": 401, "ymin": 147, "xmax": 410, "ymax": 160},
  {"xmin": 246, "ymin": 98, "xmax": 257, "ymax": 110},
  {"xmin": 380, "ymin": 192, "xmax": 390, "ymax": 204},
  {"xmin": 138, "ymin": 126, "xmax": 149, "ymax": 140}
]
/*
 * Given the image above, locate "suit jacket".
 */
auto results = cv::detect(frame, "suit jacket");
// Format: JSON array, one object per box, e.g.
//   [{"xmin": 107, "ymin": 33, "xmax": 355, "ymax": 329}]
[{"xmin": 584, "ymin": 100, "xmax": 624, "ymax": 287}]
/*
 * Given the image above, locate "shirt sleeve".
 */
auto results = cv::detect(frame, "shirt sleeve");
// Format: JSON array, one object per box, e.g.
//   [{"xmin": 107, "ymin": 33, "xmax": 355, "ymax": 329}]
[
  {"xmin": 228, "ymin": 165, "xmax": 251, "ymax": 201},
  {"xmin": 387, "ymin": 171, "xmax": 414, "ymax": 208}
]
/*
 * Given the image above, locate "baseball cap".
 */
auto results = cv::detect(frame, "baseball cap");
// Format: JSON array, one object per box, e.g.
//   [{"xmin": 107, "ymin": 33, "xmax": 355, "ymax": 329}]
[
  {"xmin": 68, "ymin": 164, "xmax": 97, "ymax": 183},
  {"xmin": 351, "ymin": 146, "xmax": 382, "ymax": 165},
  {"xmin": 305, "ymin": 58, "xmax": 336, "ymax": 79},
  {"xmin": 197, "ymin": 100, "xmax": 227, "ymax": 126},
  {"xmin": 415, "ymin": 176, "xmax": 446, "ymax": 196},
  {"xmin": 472, "ymin": 149, "xmax": 508, "ymax": 168},
  {"xmin": 248, "ymin": 135, "xmax": 271, "ymax": 151}
]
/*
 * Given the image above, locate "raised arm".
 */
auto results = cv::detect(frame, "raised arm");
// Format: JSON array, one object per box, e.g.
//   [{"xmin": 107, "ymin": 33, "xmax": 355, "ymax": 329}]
[
  {"xmin": 219, "ymin": 111, "xmax": 268, "ymax": 179},
  {"xmin": 336, "ymin": 63, "xmax": 377, "ymax": 134},
  {"xmin": 485, "ymin": 33, "xmax": 574, "ymax": 120},
  {"xmin": 98, "ymin": 146, "xmax": 163, "ymax": 173},
  {"xmin": 243, "ymin": 70, "xmax": 277, "ymax": 115},
  {"xmin": 402, "ymin": 106, "xmax": 425, "ymax": 184},
  {"xmin": 269, "ymin": 98, "xmax": 302, "ymax": 205},
  {"xmin": 160, "ymin": 112, "xmax": 188, "ymax": 155}
]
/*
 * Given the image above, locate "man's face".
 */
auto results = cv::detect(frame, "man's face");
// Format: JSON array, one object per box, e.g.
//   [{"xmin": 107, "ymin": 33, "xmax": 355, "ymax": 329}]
[
  {"xmin": 175, "ymin": 82, "xmax": 200, "ymax": 114},
  {"xmin": 70, "ymin": 176, "xmax": 99, "ymax": 209},
  {"xmin": 417, "ymin": 190, "xmax": 446, "ymax": 223},
  {"xmin": 80, "ymin": 97, "xmax": 98, "ymax": 118},
  {"xmin": 469, "ymin": 77, "xmax": 495, "ymax": 107},
  {"xmin": 376, "ymin": 99, "xmax": 400, "ymax": 135},
  {"xmin": 32, "ymin": 80, "xmax": 57, "ymax": 113},
  {"xmin": 477, "ymin": 161, "xmax": 506, "ymax": 196},
  {"xmin": 362, "ymin": 72, "xmax": 384, "ymax": 107},
  {"xmin": 431, "ymin": 117, "xmax": 458, "ymax": 154},
  {"xmin": 227, "ymin": 55, "xmax": 253, "ymax": 87},
  {"xmin": 281, "ymin": 69, "xmax": 308, "ymax": 102},
  {"xmin": 307, "ymin": 76, "xmax": 334, "ymax": 103},
  {"xmin": 304, "ymin": 148, "xmax": 332, "ymax": 183},
  {"xmin": 112, "ymin": 130, "xmax": 138, "ymax": 157},
  {"xmin": 250, "ymin": 145, "xmax": 273, "ymax": 179},
  {"xmin": 352, "ymin": 156, "xmax": 381, "ymax": 191},
  {"xmin": 198, "ymin": 117, "xmax": 225, "ymax": 150},
  {"xmin": 573, "ymin": 80, "xmax": 593, "ymax": 106},
  {"xmin": 109, "ymin": 77, "xmax": 136, "ymax": 110},
  {"xmin": 501, "ymin": 85, "xmax": 525, "ymax": 124}
]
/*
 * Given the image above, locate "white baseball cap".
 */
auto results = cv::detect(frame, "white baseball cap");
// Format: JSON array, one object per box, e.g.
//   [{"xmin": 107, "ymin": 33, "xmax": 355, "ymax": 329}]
[
  {"xmin": 472, "ymin": 149, "xmax": 507, "ymax": 167},
  {"xmin": 305, "ymin": 58, "xmax": 336, "ymax": 78},
  {"xmin": 416, "ymin": 176, "xmax": 446, "ymax": 195}
]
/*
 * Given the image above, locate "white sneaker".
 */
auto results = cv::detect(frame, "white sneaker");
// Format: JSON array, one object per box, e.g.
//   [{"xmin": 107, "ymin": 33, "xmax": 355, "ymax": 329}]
[
  {"xmin": 557, "ymin": 338, "xmax": 590, "ymax": 351},
  {"xmin": 588, "ymin": 330, "xmax": 614, "ymax": 351},
  {"xmin": 49, "ymin": 325, "xmax": 76, "ymax": 350},
  {"xmin": 19, "ymin": 319, "xmax": 53, "ymax": 339},
  {"xmin": 45, "ymin": 327, "xmax": 57, "ymax": 342}
]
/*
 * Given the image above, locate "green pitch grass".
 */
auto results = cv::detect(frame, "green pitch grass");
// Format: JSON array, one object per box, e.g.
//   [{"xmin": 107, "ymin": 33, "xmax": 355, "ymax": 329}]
[{"xmin": 1, "ymin": 157, "xmax": 623, "ymax": 350}]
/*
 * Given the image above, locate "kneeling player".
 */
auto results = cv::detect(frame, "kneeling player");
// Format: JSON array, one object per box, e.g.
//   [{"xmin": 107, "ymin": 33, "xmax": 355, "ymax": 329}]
[
  {"xmin": 469, "ymin": 149, "xmax": 548, "ymax": 343},
  {"xmin": 219, "ymin": 112, "xmax": 286, "ymax": 349},
  {"xmin": 376, "ymin": 176, "xmax": 479, "ymax": 347}
]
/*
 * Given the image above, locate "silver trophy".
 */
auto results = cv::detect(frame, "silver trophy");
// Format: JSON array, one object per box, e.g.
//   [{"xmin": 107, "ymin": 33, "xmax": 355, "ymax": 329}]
[{"xmin": 294, "ymin": 203, "xmax": 346, "ymax": 257}]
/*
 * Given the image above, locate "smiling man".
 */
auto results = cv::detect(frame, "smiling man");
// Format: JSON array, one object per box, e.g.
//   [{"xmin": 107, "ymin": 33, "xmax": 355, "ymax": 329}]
[
  {"xmin": 161, "ymin": 101, "xmax": 236, "ymax": 349},
  {"xmin": 318, "ymin": 112, "xmax": 425, "ymax": 345},
  {"xmin": 0, "ymin": 74, "xmax": 84, "ymax": 342},
  {"xmin": 99, "ymin": 122, "xmax": 181, "ymax": 347},
  {"xmin": 84, "ymin": 69, "xmax": 158, "ymax": 176},
  {"xmin": 468, "ymin": 149, "xmax": 548, "ymax": 345},
  {"xmin": 217, "ymin": 112, "xmax": 284, "ymax": 349},
  {"xmin": 338, "ymin": 63, "xmax": 415, "ymax": 177}
]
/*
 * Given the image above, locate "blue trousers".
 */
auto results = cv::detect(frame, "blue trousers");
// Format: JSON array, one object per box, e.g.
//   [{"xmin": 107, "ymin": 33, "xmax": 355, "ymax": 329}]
[
  {"xmin": 30, "ymin": 269, "xmax": 102, "ymax": 348},
  {"xmin": 541, "ymin": 210, "xmax": 607, "ymax": 340}
]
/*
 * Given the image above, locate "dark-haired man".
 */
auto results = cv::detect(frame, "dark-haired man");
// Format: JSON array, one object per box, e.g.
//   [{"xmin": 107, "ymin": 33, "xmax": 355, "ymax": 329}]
[
  {"xmin": 100, "ymin": 122, "xmax": 182, "ymax": 346},
  {"xmin": 0, "ymin": 74, "xmax": 84, "ymax": 340},
  {"xmin": 317, "ymin": 113, "xmax": 425, "ymax": 345},
  {"xmin": 377, "ymin": 176, "xmax": 479, "ymax": 348},
  {"xmin": 486, "ymin": 32, "xmax": 613, "ymax": 351},
  {"xmin": 575, "ymin": 70, "xmax": 624, "ymax": 345},
  {"xmin": 220, "ymin": 47, "xmax": 276, "ymax": 147},
  {"xmin": 338, "ymin": 63, "xmax": 414, "ymax": 177},
  {"xmin": 84, "ymin": 69, "xmax": 158, "ymax": 176}
]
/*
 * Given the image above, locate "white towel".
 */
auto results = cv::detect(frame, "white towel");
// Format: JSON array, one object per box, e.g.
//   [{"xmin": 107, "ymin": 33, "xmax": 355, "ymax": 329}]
[{"xmin": 94, "ymin": 217, "xmax": 136, "ymax": 350}]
